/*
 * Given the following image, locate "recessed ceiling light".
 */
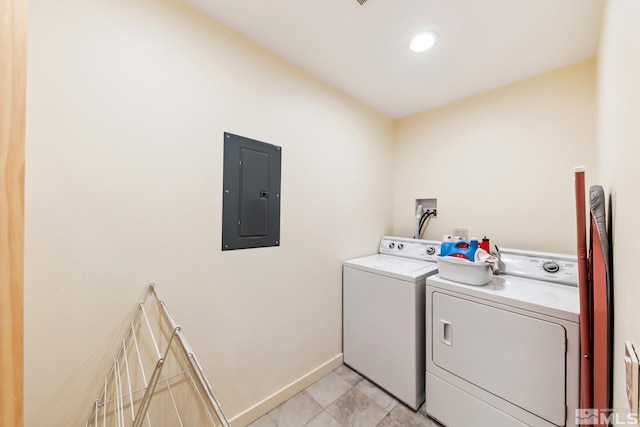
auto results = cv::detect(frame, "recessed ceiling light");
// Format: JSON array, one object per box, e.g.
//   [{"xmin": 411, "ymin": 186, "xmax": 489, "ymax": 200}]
[{"xmin": 409, "ymin": 31, "xmax": 439, "ymax": 53}]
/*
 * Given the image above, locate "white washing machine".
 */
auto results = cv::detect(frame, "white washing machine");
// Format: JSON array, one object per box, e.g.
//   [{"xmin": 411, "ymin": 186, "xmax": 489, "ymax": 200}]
[
  {"xmin": 425, "ymin": 248, "xmax": 580, "ymax": 427},
  {"xmin": 343, "ymin": 236, "xmax": 440, "ymax": 410}
]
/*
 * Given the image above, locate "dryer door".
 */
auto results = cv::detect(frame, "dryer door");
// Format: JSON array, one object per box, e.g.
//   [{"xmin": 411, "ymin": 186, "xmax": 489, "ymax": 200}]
[{"xmin": 431, "ymin": 292, "xmax": 566, "ymax": 426}]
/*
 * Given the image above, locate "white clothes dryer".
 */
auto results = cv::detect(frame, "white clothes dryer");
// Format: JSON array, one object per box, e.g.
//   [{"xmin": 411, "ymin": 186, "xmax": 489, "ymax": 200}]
[
  {"xmin": 425, "ymin": 248, "xmax": 580, "ymax": 427},
  {"xmin": 343, "ymin": 236, "xmax": 440, "ymax": 410}
]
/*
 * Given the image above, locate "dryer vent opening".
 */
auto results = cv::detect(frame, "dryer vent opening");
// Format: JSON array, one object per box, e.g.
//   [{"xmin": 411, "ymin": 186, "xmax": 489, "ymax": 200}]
[{"xmin": 356, "ymin": 0, "xmax": 368, "ymax": 5}]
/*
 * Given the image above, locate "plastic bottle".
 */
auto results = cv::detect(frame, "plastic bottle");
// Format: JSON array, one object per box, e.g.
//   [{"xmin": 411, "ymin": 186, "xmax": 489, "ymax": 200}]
[
  {"xmin": 480, "ymin": 236, "xmax": 491, "ymax": 253},
  {"xmin": 446, "ymin": 239, "xmax": 478, "ymax": 261},
  {"xmin": 440, "ymin": 235, "xmax": 454, "ymax": 257}
]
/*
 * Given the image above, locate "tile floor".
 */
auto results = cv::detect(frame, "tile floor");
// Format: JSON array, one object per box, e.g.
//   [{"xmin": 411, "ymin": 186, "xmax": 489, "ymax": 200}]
[{"xmin": 247, "ymin": 365, "xmax": 442, "ymax": 427}]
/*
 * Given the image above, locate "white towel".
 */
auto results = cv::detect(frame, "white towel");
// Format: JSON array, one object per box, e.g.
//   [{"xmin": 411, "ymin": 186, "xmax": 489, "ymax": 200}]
[{"xmin": 474, "ymin": 248, "xmax": 503, "ymax": 274}]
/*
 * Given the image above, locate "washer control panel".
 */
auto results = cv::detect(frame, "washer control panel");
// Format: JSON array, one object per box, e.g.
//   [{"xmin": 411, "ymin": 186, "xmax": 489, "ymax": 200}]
[
  {"xmin": 500, "ymin": 251, "xmax": 578, "ymax": 286},
  {"xmin": 379, "ymin": 236, "xmax": 440, "ymax": 262}
]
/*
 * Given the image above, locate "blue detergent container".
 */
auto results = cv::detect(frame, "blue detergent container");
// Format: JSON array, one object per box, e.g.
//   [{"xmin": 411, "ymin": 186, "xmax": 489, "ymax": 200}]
[{"xmin": 440, "ymin": 239, "xmax": 478, "ymax": 261}]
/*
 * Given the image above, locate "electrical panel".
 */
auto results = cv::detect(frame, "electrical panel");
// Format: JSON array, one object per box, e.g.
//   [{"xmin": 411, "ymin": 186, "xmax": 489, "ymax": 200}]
[{"xmin": 222, "ymin": 133, "xmax": 281, "ymax": 251}]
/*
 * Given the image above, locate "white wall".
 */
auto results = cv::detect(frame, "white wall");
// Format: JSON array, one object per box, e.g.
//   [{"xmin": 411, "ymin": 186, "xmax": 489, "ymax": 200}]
[
  {"xmin": 597, "ymin": 0, "xmax": 640, "ymax": 411},
  {"xmin": 393, "ymin": 60, "xmax": 596, "ymax": 254},
  {"xmin": 24, "ymin": 0, "xmax": 393, "ymax": 425}
]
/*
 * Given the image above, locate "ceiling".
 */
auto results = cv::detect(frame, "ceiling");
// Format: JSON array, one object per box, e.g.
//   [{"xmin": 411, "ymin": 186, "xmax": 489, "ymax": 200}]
[{"xmin": 184, "ymin": 0, "xmax": 604, "ymax": 119}]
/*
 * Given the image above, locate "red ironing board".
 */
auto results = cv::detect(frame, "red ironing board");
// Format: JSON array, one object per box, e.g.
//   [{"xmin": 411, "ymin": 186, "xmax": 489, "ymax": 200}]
[
  {"xmin": 589, "ymin": 185, "xmax": 613, "ymax": 415},
  {"xmin": 574, "ymin": 168, "xmax": 613, "ymax": 423}
]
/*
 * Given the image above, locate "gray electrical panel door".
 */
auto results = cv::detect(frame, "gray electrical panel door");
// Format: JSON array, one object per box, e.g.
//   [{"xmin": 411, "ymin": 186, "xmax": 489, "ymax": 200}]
[{"xmin": 222, "ymin": 133, "xmax": 281, "ymax": 250}]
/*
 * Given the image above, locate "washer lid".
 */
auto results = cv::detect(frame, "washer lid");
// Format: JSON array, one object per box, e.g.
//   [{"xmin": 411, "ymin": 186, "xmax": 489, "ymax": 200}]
[{"xmin": 344, "ymin": 254, "xmax": 437, "ymax": 282}]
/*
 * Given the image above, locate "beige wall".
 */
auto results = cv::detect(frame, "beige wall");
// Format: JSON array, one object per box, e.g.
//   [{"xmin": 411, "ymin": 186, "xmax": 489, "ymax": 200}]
[
  {"xmin": 24, "ymin": 0, "xmax": 393, "ymax": 425},
  {"xmin": 393, "ymin": 60, "xmax": 596, "ymax": 254},
  {"xmin": 24, "ymin": 0, "xmax": 604, "ymax": 424},
  {"xmin": 597, "ymin": 0, "xmax": 640, "ymax": 411}
]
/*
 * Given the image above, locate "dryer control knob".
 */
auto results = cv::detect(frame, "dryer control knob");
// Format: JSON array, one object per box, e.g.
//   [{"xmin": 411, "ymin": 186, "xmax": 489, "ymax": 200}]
[
  {"xmin": 397, "ymin": 243, "xmax": 404, "ymax": 250},
  {"xmin": 543, "ymin": 261, "xmax": 560, "ymax": 273},
  {"xmin": 388, "ymin": 242, "xmax": 395, "ymax": 249},
  {"xmin": 426, "ymin": 246, "xmax": 436, "ymax": 255}
]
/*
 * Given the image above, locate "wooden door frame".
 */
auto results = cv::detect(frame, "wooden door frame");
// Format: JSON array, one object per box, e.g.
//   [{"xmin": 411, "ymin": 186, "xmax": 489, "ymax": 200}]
[{"xmin": 1, "ymin": 0, "xmax": 27, "ymax": 425}]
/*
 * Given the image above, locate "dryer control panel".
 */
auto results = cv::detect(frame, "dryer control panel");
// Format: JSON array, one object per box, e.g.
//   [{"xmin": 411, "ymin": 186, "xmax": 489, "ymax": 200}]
[
  {"xmin": 379, "ymin": 236, "xmax": 440, "ymax": 262},
  {"xmin": 500, "ymin": 251, "xmax": 578, "ymax": 286}
]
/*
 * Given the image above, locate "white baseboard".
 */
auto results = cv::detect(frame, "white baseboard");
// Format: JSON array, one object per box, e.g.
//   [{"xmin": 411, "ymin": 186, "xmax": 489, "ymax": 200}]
[{"xmin": 229, "ymin": 354, "xmax": 344, "ymax": 427}]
